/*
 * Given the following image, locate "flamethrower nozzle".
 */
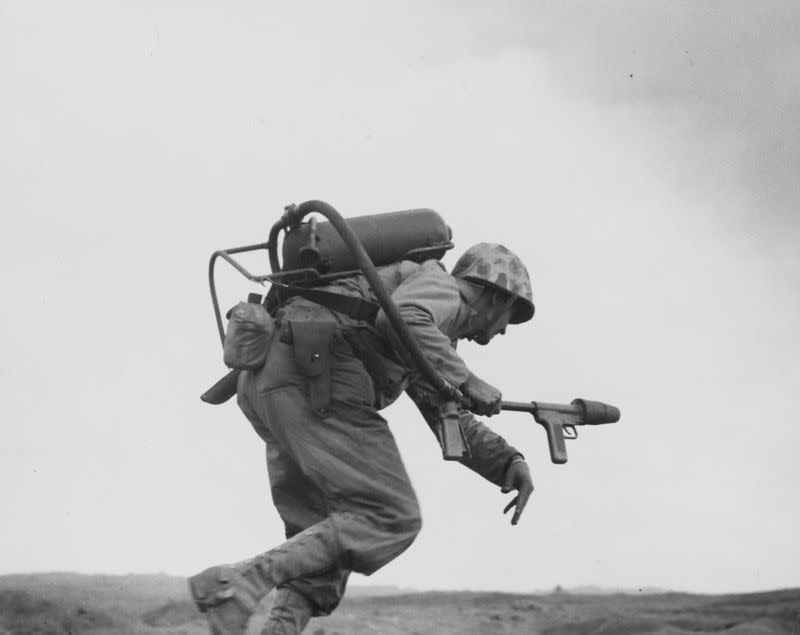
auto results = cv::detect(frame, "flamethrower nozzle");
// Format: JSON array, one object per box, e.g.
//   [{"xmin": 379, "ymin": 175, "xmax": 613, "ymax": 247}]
[{"xmin": 571, "ymin": 399, "xmax": 620, "ymax": 425}]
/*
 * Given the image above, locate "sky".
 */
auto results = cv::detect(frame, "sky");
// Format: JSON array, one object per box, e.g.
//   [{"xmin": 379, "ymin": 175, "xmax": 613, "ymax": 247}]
[{"xmin": 1, "ymin": 1, "xmax": 799, "ymax": 594}]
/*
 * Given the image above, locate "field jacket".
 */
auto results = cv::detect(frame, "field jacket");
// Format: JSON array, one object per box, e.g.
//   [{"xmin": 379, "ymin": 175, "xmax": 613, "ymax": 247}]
[{"xmin": 296, "ymin": 259, "xmax": 522, "ymax": 486}]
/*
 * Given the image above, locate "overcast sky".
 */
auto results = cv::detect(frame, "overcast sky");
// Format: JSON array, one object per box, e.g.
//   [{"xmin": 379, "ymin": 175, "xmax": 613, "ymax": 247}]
[{"xmin": 2, "ymin": 1, "xmax": 798, "ymax": 594}]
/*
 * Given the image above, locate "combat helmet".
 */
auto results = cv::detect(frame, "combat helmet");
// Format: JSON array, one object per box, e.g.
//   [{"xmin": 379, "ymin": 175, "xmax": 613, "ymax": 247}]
[{"xmin": 451, "ymin": 243, "xmax": 535, "ymax": 324}]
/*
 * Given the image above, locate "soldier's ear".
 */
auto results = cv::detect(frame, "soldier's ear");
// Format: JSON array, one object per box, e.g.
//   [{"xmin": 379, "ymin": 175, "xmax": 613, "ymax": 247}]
[
  {"xmin": 478, "ymin": 285, "xmax": 501, "ymax": 309},
  {"xmin": 491, "ymin": 288, "xmax": 514, "ymax": 306}
]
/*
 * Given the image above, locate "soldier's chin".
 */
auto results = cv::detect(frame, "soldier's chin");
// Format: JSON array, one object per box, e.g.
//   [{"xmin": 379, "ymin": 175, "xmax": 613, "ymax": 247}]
[{"xmin": 471, "ymin": 333, "xmax": 491, "ymax": 345}]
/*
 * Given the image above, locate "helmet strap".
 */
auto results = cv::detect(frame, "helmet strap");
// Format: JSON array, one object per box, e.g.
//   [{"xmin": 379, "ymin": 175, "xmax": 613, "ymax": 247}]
[
  {"xmin": 456, "ymin": 278, "xmax": 487, "ymax": 306},
  {"xmin": 458, "ymin": 280, "xmax": 516, "ymax": 337}
]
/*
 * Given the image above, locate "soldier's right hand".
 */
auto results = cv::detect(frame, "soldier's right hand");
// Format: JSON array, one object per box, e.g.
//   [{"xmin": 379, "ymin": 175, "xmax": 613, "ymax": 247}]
[{"xmin": 461, "ymin": 371, "xmax": 502, "ymax": 416}]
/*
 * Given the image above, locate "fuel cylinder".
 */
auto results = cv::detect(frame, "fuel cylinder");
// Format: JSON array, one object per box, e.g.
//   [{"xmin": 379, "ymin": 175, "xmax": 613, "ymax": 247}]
[{"xmin": 281, "ymin": 208, "xmax": 453, "ymax": 274}]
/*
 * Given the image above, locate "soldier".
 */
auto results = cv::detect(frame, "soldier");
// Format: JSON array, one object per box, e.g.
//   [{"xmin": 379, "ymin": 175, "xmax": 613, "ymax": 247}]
[{"xmin": 190, "ymin": 243, "xmax": 536, "ymax": 635}]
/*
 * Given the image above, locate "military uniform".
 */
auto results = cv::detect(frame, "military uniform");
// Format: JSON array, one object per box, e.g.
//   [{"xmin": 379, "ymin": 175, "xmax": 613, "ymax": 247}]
[
  {"xmin": 191, "ymin": 245, "xmax": 534, "ymax": 635},
  {"xmin": 233, "ymin": 260, "xmax": 521, "ymax": 627}
]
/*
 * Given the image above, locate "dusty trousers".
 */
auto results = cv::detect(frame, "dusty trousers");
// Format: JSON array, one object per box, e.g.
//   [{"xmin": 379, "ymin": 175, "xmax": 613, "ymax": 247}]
[{"xmin": 236, "ymin": 303, "xmax": 422, "ymax": 617}]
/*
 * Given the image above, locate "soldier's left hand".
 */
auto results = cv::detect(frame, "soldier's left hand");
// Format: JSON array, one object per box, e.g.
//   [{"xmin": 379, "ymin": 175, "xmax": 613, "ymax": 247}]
[{"xmin": 501, "ymin": 459, "xmax": 534, "ymax": 525}]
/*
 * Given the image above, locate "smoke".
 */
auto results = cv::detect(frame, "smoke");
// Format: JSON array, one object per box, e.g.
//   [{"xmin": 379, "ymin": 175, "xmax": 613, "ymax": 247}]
[{"xmin": 482, "ymin": 1, "xmax": 800, "ymax": 240}]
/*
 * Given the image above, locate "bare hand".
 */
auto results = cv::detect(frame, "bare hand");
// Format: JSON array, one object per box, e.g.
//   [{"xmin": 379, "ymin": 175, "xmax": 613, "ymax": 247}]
[
  {"xmin": 502, "ymin": 459, "xmax": 534, "ymax": 525},
  {"xmin": 461, "ymin": 372, "xmax": 502, "ymax": 416}
]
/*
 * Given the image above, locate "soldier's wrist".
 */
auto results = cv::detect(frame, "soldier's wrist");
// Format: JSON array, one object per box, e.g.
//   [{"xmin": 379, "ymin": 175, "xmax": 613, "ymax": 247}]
[{"xmin": 504, "ymin": 453, "xmax": 526, "ymax": 473}]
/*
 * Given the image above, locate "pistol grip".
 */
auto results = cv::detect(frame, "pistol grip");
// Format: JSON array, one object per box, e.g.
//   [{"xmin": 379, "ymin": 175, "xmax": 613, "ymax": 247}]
[
  {"xmin": 544, "ymin": 422, "xmax": 568, "ymax": 464},
  {"xmin": 437, "ymin": 402, "xmax": 470, "ymax": 461},
  {"xmin": 440, "ymin": 418, "xmax": 469, "ymax": 461}
]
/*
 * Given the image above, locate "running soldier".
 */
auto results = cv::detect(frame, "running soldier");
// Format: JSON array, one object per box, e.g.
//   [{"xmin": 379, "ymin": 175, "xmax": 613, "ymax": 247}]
[{"xmin": 190, "ymin": 243, "xmax": 536, "ymax": 634}]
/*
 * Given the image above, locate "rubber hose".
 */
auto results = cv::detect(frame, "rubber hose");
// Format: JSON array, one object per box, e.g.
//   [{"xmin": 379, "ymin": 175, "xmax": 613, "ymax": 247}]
[{"xmin": 270, "ymin": 200, "xmax": 462, "ymax": 401}]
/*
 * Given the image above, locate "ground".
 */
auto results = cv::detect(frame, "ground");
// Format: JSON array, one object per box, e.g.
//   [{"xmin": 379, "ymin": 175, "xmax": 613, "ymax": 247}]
[{"xmin": 0, "ymin": 574, "xmax": 797, "ymax": 634}]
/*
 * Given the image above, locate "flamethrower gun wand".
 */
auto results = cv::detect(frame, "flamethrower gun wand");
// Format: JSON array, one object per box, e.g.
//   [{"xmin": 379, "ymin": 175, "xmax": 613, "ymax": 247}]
[
  {"xmin": 434, "ymin": 397, "xmax": 619, "ymax": 464},
  {"xmin": 498, "ymin": 399, "xmax": 620, "ymax": 464}
]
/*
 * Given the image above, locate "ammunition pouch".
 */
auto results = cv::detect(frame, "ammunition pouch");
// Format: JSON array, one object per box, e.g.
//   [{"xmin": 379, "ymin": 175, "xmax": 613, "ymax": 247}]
[{"xmin": 281, "ymin": 320, "xmax": 338, "ymax": 417}]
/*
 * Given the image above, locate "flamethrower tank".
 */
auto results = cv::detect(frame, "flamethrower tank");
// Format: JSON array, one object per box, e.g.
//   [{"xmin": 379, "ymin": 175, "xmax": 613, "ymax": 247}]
[{"xmin": 281, "ymin": 208, "xmax": 453, "ymax": 276}]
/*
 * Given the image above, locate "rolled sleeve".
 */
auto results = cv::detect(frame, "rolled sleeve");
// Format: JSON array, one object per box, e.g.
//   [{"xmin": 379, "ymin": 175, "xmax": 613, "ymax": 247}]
[
  {"xmin": 457, "ymin": 410, "xmax": 522, "ymax": 486},
  {"xmin": 413, "ymin": 400, "xmax": 522, "ymax": 486}
]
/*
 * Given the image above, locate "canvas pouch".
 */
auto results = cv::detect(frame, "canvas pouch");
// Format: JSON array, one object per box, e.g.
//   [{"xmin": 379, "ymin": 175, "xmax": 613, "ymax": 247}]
[
  {"xmin": 223, "ymin": 301, "xmax": 273, "ymax": 370},
  {"xmin": 280, "ymin": 320, "xmax": 337, "ymax": 416}
]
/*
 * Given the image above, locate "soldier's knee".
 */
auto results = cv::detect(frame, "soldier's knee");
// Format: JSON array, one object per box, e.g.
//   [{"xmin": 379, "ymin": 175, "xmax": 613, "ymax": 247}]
[
  {"xmin": 396, "ymin": 494, "xmax": 423, "ymax": 537},
  {"xmin": 402, "ymin": 518, "xmax": 422, "ymax": 558},
  {"xmin": 400, "ymin": 506, "xmax": 423, "ymax": 540},
  {"xmin": 385, "ymin": 493, "xmax": 423, "ymax": 550},
  {"xmin": 366, "ymin": 509, "xmax": 423, "ymax": 574}
]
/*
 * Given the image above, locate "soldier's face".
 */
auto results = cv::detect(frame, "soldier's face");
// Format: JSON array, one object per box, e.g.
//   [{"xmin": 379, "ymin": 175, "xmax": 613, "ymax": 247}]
[
  {"xmin": 469, "ymin": 309, "xmax": 512, "ymax": 345},
  {"xmin": 467, "ymin": 292, "xmax": 515, "ymax": 345}
]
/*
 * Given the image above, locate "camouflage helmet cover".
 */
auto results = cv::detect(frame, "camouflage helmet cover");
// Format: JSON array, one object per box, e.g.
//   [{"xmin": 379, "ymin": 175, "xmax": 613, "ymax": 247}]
[{"xmin": 451, "ymin": 243, "xmax": 535, "ymax": 324}]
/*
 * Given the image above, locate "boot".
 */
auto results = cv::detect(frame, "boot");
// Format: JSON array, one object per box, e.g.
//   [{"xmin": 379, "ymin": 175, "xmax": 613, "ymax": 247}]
[
  {"xmin": 261, "ymin": 587, "xmax": 314, "ymax": 635},
  {"xmin": 189, "ymin": 520, "xmax": 340, "ymax": 635},
  {"xmin": 189, "ymin": 565, "xmax": 265, "ymax": 635}
]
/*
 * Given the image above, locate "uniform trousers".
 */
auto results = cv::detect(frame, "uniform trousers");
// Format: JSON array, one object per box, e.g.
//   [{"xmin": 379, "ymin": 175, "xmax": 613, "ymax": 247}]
[{"xmin": 236, "ymin": 309, "xmax": 421, "ymax": 616}]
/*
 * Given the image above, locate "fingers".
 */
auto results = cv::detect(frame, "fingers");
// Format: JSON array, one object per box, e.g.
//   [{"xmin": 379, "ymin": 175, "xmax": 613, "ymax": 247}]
[
  {"xmin": 511, "ymin": 482, "xmax": 534, "ymax": 525},
  {"xmin": 501, "ymin": 468, "xmax": 535, "ymax": 526},
  {"xmin": 501, "ymin": 462, "xmax": 515, "ymax": 494},
  {"xmin": 474, "ymin": 395, "xmax": 501, "ymax": 417},
  {"xmin": 473, "ymin": 403, "xmax": 495, "ymax": 417}
]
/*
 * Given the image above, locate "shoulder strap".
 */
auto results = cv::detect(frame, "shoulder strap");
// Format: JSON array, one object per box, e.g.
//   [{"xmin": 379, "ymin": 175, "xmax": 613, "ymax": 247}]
[{"xmin": 269, "ymin": 285, "xmax": 380, "ymax": 324}]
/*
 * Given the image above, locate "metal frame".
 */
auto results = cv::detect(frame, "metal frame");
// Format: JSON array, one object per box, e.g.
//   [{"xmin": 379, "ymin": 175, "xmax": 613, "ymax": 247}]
[
  {"xmin": 207, "ymin": 201, "xmax": 463, "ymax": 399},
  {"xmin": 208, "ymin": 242, "xmax": 272, "ymax": 345}
]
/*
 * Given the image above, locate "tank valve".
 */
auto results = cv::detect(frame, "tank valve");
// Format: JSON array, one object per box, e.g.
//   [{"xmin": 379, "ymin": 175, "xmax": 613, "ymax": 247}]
[{"xmin": 299, "ymin": 217, "xmax": 322, "ymax": 268}]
